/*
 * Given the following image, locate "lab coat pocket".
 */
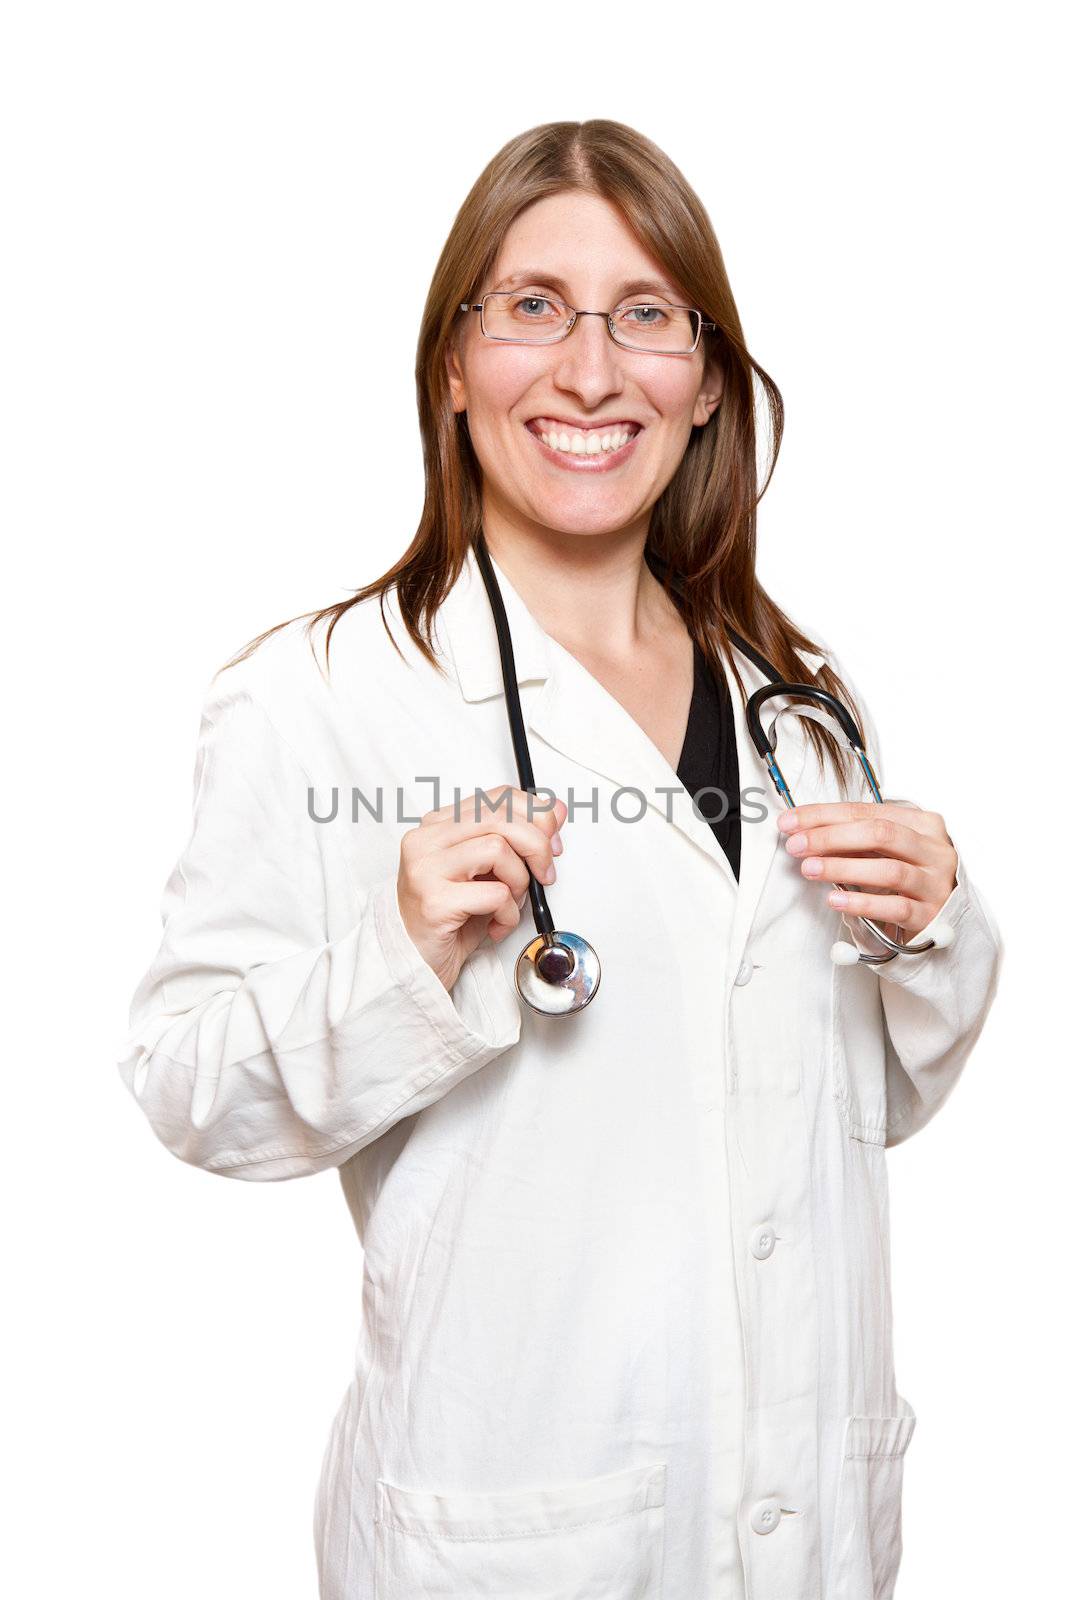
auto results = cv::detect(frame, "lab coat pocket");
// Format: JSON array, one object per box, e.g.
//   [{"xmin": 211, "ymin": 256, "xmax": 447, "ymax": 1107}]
[
  {"xmin": 374, "ymin": 1458, "xmax": 667, "ymax": 1599},
  {"xmin": 827, "ymin": 1402, "xmax": 917, "ymax": 1600}
]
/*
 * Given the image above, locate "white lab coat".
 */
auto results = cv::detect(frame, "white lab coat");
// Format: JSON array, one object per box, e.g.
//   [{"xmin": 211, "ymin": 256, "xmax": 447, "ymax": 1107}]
[{"xmin": 118, "ymin": 544, "xmax": 1002, "ymax": 1600}]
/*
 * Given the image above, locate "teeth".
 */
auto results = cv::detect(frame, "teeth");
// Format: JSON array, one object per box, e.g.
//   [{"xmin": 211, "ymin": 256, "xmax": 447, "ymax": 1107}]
[{"xmin": 531, "ymin": 420, "xmax": 636, "ymax": 456}]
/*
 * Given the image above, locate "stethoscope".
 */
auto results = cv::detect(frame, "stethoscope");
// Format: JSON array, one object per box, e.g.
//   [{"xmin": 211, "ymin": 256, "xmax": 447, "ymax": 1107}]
[{"xmin": 473, "ymin": 534, "xmax": 953, "ymax": 1017}]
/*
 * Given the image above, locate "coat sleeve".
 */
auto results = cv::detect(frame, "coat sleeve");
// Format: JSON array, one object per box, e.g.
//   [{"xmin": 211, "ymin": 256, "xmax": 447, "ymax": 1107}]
[
  {"xmin": 826, "ymin": 656, "xmax": 1004, "ymax": 1147},
  {"xmin": 116, "ymin": 683, "xmax": 522, "ymax": 1181}
]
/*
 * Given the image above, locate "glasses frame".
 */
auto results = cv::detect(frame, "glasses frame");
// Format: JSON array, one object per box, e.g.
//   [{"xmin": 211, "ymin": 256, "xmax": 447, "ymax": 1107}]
[{"xmin": 459, "ymin": 290, "xmax": 717, "ymax": 356}]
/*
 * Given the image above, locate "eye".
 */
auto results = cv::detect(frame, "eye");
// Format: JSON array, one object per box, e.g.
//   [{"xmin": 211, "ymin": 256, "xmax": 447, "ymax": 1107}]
[
  {"xmin": 515, "ymin": 295, "xmax": 560, "ymax": 318},
  {"xmin": 619, "ymin": 303, "xmax": 669, "ymax": 326}
]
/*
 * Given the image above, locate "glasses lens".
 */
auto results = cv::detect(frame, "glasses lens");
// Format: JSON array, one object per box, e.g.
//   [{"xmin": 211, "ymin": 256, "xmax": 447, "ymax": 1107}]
[
  {"xmin": 611, "ymin": 304, "xmax": 700, "ymax": 353},
  {"xmin": 481, "ymin": 291, "xmax": 569, "ymax": 342}
]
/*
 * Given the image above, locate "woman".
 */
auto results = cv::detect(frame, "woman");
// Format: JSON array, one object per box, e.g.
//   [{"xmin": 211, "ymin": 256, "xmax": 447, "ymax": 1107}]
[{"xmin": 118, "ymin": 120, "xmax": 1002, "ymax": 1600}]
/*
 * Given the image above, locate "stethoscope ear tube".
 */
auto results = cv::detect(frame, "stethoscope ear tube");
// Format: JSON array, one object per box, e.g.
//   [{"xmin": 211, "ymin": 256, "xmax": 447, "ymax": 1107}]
[
  {"xmin": 745, "ymin": 681, "xmax": 864, "ymax": 758},
  {"xmin": 743, "ymin": 681, "xmax": 941, "ymax": 964}
]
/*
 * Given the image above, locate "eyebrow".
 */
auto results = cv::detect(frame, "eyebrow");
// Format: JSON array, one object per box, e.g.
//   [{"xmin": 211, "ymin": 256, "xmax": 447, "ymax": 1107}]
[{"xmin": 490, "ymin": 269, "xmax": 683, "ymax": 302}]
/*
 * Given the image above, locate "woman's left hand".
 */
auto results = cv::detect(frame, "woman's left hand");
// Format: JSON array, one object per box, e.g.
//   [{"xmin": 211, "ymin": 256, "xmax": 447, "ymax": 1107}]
[{"xmin": 777, "ymin": 802, "xmax": 959, "ymax": 933}]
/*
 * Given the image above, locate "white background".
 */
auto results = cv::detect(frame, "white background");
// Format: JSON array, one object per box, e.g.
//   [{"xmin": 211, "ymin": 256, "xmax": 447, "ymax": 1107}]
[{"xmin": 3, "ymin": 3, "xmax": 1061, "ymax": 1595}]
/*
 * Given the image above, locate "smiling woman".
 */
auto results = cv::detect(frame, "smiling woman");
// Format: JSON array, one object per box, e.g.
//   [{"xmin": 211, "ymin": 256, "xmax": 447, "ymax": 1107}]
[
  {"xmin": 443, "ymin": 188, "xmax": 753, "ymax": 721},
  {"xmin": 118, "ymin": 119, "xmax": 1002, "ymax": 1600}
]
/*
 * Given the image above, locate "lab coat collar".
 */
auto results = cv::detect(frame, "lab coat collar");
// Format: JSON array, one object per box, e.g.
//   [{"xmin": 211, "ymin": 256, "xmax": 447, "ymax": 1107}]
[
  {"xmin": 435, "ymin": 542, "xmax": 552, "ymax": 703},
  {"xmin": 435, "ymin": 543, "xmax": 823, "ymax": 917}
]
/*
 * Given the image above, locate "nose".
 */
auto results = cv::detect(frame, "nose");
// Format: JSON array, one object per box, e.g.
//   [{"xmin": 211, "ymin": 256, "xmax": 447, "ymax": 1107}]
[{"xmin": 550, "ymin": 313, "xmax": 626, "ymax": 408}]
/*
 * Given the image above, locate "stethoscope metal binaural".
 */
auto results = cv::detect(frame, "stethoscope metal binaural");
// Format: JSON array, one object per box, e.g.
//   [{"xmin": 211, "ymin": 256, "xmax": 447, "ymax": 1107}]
[{"xmin": 473, "ymin": 534, "xmax": 954, "ymax": 1017}]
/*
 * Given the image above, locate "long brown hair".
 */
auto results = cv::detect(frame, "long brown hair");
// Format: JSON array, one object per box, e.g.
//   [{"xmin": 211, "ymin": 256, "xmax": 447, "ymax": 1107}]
[{"xmin": 223, "ymin": 118, "xmax": 863, "ymax": 783}]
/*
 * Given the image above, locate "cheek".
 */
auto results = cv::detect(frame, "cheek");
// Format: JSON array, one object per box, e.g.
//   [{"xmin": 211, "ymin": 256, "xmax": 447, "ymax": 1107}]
[
  {"xmin": 465, "ymin": 348, "xmax": 545, "ymax": 432},
  {"xmin": 642, "ymin": 364, "xmax": 704, "ymax": 424}
]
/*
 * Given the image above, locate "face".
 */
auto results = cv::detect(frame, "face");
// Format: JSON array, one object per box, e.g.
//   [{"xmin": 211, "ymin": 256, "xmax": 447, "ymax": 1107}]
[{"xmin": 446, "ymin": 190, "xmax": 724, "ymax": 543}]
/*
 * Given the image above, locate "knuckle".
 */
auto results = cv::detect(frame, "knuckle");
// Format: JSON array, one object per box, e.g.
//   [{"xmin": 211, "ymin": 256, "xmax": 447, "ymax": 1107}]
[
  {"xmin": 416, "ymin": 866, "xmax": 445, "ymax": 910},
  {"xmin": 420, "ymin": 886, "xmax": 445, "ymax": 924},
  {"xmin": 402, "ymin": 852, "xmax": 426, "ymax": 892}
]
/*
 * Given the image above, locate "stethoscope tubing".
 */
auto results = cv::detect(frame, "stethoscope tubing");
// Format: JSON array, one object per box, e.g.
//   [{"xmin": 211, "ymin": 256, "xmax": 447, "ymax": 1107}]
[
  {"xmin": 473, "ymin": 533, "xmax": 558, "ymax": 947},
  {"xmin": 475, "ymin": 531, "xmax": 937, "ymax": 1001},
  {"xmin": 743, "ymin": 681, "xmax": 935, "ymax": 961}
]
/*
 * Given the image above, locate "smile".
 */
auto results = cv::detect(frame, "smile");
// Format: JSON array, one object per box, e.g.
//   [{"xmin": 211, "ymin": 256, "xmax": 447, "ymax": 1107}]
[{"xmin": 524, "ymin": 417, "xmax": 643, "ymax": 471}]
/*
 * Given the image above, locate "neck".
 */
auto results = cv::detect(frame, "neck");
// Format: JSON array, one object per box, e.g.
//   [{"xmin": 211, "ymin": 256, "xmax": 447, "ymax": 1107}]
[{"xmin": 479, "ymin": 509, "xmax": 679, "ymax": 666}]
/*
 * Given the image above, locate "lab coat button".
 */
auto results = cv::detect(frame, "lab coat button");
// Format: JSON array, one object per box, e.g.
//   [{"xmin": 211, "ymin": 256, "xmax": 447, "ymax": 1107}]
[
  {"xmin": 734, "ymin": 959, "xmax": 754, "ymax": 986},
  {"xmin": 750, "ymin": 1223, "xmax": 776, "ymax": 1259},
  {"xmin": 750, "ymin": 1497, "xmax": 781, "ymax": 1534}
]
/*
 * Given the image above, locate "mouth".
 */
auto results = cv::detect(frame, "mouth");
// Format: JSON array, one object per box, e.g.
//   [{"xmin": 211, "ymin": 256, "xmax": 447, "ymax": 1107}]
[{"xmin": 524, "ymin": 416, "xmax": 644, "ymax": 472}]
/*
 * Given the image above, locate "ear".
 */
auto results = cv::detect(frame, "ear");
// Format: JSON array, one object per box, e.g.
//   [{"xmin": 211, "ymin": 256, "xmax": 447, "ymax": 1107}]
[
  {"xmin": 445, "ymin": 337, "xmax": 467, "ymax": 414},
  {"xmin": 691, "ymin": 356, "xmax": 725, "ymax": 428}
]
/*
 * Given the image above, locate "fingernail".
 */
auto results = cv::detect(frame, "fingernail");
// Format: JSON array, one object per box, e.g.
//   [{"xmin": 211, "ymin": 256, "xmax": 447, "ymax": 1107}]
[
  {"xmin": 544, "ymin": 862, "xmax": 556, "ymax": 884},
  {"xmin": 785, "ymin": 833, "xmax": 808, "ymax": 854},
  {"xmin": 550, "ymin": 831, "xmax": 563, "ymax": 855},
  {"xmin": 801, "ymin": 857, "xmax": 822, "ymax": 877},
  {"xmin": 778, "ymin": 812, "xmax": 799, "ymax": 831},
  {"xmin": 828, "ymin": 891, "xmax": 847, "ymax": 908}
]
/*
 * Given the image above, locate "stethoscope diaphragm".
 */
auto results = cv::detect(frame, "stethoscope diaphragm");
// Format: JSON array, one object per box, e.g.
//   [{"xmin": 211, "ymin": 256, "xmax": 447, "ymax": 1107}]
[{"xmin": 514, "ymin": 931, "xmax": 601, "ymax": 1015}]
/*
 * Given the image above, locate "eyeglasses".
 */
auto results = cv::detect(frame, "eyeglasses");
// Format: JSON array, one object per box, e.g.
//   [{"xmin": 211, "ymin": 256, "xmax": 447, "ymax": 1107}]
[{"xmin": 459, "ymin": 289, "xmax": 717, "ymax": 356}]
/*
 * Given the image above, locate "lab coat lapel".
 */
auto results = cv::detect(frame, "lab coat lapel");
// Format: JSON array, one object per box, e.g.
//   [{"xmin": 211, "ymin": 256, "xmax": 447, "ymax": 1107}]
[
  {"xmin": 438, "ymin": 546, "xmax": 831, "ymax": 932},
  {"xmin": 528, "ymin": 641, "xmax": 743, "ymax": 878},
  {"xmin": 437, "ymin": 545, "xmax": 739, "ymax": 882}
]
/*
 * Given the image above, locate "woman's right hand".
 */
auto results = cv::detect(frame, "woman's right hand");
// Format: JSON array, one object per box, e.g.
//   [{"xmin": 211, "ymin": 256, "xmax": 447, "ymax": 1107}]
[{"xmin": 396, "ymin": 785, "xmax": 567, "ymax": 993}]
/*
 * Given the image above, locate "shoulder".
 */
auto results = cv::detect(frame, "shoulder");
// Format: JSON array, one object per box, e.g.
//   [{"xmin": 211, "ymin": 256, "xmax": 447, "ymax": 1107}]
[
  {"xmin": 786, "ymin": 613, "xmax": 855, "ymax": 694},
  {"xmin": 785, "ymin": 609, "xmax": 831, "ymax": 676},
  {"xmin": 199, "ymin": 582, "xmax": 442, "ymax": 739},
  {"xmin": 778, "ymin": 615, "xmax": 879, "ymax": 741}
]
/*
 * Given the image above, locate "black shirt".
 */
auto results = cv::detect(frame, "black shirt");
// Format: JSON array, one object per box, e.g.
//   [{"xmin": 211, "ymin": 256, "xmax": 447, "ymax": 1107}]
[{"xmin": 675, "ymin": 637, "xmax": 742, "ymax": 882}]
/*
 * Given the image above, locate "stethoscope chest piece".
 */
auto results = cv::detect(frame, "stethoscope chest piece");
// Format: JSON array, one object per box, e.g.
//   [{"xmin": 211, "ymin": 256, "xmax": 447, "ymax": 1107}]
[{"xmin": 515, "ymin": 931, "xmax": 601, "ymax": 1016}]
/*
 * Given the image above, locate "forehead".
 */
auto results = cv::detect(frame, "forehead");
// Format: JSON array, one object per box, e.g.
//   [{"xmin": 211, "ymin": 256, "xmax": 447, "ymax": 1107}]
[{"xmin": 489, "ymin": 191, "xmax": 684, "ymax": 300}]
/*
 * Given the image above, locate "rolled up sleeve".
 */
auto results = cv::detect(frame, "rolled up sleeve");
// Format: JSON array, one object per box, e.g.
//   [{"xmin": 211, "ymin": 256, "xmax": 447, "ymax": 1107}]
[
  {"xmin": 824, "ymin": 654, "xmax": 1004, "ymax": 1146},
  {"xmin": 116, "ymin": 686, "xmax": 522, "ymax": 1181}
]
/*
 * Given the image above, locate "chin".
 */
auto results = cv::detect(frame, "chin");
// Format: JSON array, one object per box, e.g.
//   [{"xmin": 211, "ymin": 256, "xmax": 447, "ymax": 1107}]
[
  {"xmin": 526, "ymin": 489, "xmax": 645, "ymax": 534},
  {"xmin": 535, "ymin": 509, "xmax": 638, "ymax": 539}
]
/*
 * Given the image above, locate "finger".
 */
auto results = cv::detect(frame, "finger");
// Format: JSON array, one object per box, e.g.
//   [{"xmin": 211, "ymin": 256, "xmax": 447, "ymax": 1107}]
[
  {"xmin": 780, "ymin": 801, "xmax": 943, "ymax": 837},
  {"xmin": 420, "ymin": 789, "xmax": 567, "ymax": 858},
  {"xmin": 825, "ymin": 888, "xmax": 933, "ymax": 931},
  {"xmin": 442, "ymin": 877, "xmax": 522, "ymax": 928},
  {"xmin": 799, "ymin": 854, "xmax": 931, "ymax": 898},
  {"xmin": 439, "ymin": 832, "xmax": 543, "ymax": 896},
  {"xmin": 421, "ymin": 782, "xmax": 513, "ymax": 823},
  {"xmin": 423, "ymin": 785, "xmax": 564, "ymax": 833},
  {"xmin": 485, "ymin": 887, "xmax": 529, "ymax": 941},
  {"xmin": 413, "ymin": 802, "xmax": 560, "ymax": 884},
  {"xmin": 783, "ymin": 817, "xmax": 938, "ymax": 867}
]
